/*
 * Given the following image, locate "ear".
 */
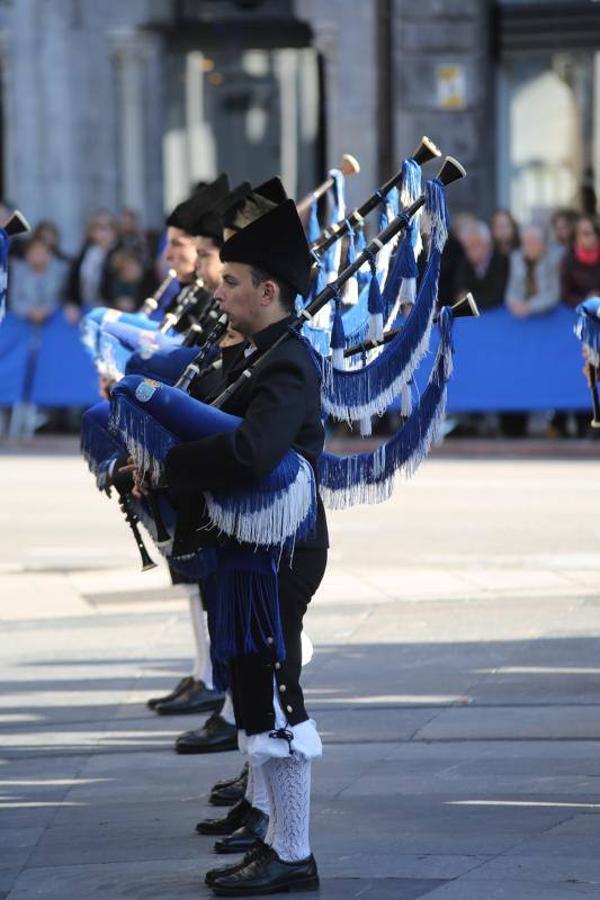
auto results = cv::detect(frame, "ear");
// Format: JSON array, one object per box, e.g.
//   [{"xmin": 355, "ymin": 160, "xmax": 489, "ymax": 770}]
[{"xmin": 259, "ymin": 279, "xmax": 277, "ymax": 307}]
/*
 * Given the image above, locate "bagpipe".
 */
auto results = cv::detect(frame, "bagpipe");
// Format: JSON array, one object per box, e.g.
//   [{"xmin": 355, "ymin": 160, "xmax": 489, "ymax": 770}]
[
  {"xmin": 0, "ymin": 210, "xmax": 32, "ymax": 324},
  {"xmin": 574, "ymin": 296, "xmax": 600, "ymax": 428},
  {"xmin": 102, "ymin": 155, "xmax": 473, "ymax": 575}
]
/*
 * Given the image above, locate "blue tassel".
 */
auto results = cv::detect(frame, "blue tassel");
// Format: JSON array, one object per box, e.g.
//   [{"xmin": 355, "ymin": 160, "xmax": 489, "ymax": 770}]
[
  {"xmin": 367, "ymin": 260, "xmax": 385, "ymax": 341},
  {"xmin": 396, "ymin": 224, "xmax": 419, "ymax": 306},
  {"xmin": 400, "ymin": 158, "xmax": 421, "ymax": 206},
  {"xmin": 330, "ymin": 299, "xmax": 346, "ymax": 369},
  {"xmin": 0, "ymin": 228, "xmax": 8, "ymax": 324},
  {"xmin": 426, "ymin": 179, "xmax": 449, "ymax": 253},
  {"xmin": 307, "ymin": 199, "xmax": 320, "ymax": 244}
]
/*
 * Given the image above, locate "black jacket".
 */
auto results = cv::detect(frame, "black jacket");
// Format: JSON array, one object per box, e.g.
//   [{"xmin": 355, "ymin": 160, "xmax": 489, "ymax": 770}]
[{"xmin": 165, "ymin": 316, "xmax": 329, "ymax": 553}]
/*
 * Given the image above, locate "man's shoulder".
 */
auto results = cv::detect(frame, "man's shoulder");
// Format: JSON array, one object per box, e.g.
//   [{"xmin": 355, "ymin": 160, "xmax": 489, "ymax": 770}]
[{"xmin": 259, "ymin": 330, "xmax": 319, "ymax": 378}]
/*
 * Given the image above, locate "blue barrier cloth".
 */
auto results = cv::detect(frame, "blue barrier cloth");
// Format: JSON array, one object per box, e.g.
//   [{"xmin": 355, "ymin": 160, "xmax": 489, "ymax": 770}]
[
  {"xmin": 0, "ymin": 314, "xmax": 33, "ymax": 405},
  {"xmin": 0, "ymin": 303, "xmax": 592, "ymax": 412},
  {"xmin": 444, "ymin": 305, "xmax": 589, "ymax": 412},
  {"xmin": 31, "ymin": 310, "xmax": 99, "ymax": 406}
]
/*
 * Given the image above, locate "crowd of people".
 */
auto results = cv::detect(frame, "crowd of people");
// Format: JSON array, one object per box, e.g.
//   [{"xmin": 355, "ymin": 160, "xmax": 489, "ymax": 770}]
[
  {"xmin": 3, "ymin": 199, "xmax": 600, "ymax": 438},
  {"xmin": 438, "ymin": 206, "xmax": 600, "ymax": 437},
  {"xmin": 5, "ymin": 206, "xmax": 161, "ymax": 328}
]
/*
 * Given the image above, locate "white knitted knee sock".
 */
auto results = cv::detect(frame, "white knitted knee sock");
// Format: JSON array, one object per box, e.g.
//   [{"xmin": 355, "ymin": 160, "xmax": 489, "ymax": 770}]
[
  {"xmin": 188, "ymin": 588, "xmax": 213, "ymax": 689},
  {"xmin": 250, "ymin": 762, "xmax": 270, "ymax": 816},
  {"xmin": 263, "ymin": 755, "xmax": 311, "ymax": 862}
]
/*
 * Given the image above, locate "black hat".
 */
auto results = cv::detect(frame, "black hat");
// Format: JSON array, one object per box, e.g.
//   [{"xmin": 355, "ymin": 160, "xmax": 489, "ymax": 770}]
[
  {"xmin": 220, "ymin": 199, "xmax": 312, "ymax": 297},
  {"xmin": 222, "ymin": 177, "xmax": 288, "ymax": 232},
  {"xmin": 254, "ymin": 177, "xmax": 287, "ymax": 205},
  {"xmin": 217, "ymin": 181, "xmax": 252, "ymax": 230},
  {"xmin": 166, "ymin": 174, "xmax": 230, "ymax": 241}
]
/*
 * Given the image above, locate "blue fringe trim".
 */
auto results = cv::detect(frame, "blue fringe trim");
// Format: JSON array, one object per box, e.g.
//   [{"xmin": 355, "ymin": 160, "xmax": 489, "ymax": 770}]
[
  {"xmin": 318, "ymin": 306, "xmax": 454, "ymax": 509},
  {"xmin": 318, "ymin": 247, "xmax": 441, "ymax": 421}
]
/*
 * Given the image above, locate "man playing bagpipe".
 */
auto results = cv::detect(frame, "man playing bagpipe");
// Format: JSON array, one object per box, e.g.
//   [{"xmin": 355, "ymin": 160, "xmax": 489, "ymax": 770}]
[{"xmin": 129, "ymin": 199, "xmax": 326, "ymax": 895}]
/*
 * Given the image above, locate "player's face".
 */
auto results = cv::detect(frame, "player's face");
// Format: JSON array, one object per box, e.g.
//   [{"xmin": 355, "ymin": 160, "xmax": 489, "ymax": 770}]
[
  {"xmin": 195, "ymin": 236, "xmax": 222, "ymax": 292},
  {"xmin": 164, "ymin": 227, "xmax": 197, "ymax": 281},
  {"xmin": 213, "ymin": 262, "xmax": 265, "ymax": 336}
]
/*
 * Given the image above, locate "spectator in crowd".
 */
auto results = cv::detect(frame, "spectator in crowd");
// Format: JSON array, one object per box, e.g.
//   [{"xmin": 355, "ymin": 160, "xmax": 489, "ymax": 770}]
[
  {"xmin": 66, "ymin": 210, "xmax": 120, "ymax": 309},
  {"xmin": 501, "ymin": 225, "xmax": 561, "ymax": 437},
  {"xmin": 548, "ymin": 207, "xmax": 578, "ymax": 269},
  {"xmin": 32, "ymin": 220, "xmax": 72, "ymax": 264},
  {"xmin": 491, "ymin": 208, "xmax": 520, "ymax": 257},
  {"xmin": 109, "ymin": 248, "xmax": 155, "ymax": 311},
  {"xmin": 9, "ymin": 236, "xmax": 68, "ymax": 325},
  {"xmin": 505, "ymin": 225, "xmax": 560, "ymax": 318},
  {"xmin": 456, "ymin": 219, "xmax": 509, "ymax": 310},
  {"xmin": 560, "ymin": 214, "xmax": 600, "ymax": 307},
  {"xmin": 118, "ymin": 207, "xmax": 148, "ymax": 261}
]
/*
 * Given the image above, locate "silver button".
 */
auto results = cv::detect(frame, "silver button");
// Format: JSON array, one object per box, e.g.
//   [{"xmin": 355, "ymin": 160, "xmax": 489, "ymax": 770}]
[
  {"xmin": 267, "ymin": 636, "xmax": 274, "ymax": 645},
  {"xmin": 286, "ymin": 705, "xmax": 293, "ymax": 713},
  {"xmin": 274, "ymin": 662, "xmax": 282, "ymax": 670},
  {"xmin": 279, "ymin": 684, "xmax": 286, "ymax": 693}
]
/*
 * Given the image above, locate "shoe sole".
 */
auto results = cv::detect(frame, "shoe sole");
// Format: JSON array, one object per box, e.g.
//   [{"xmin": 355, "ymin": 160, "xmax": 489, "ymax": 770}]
[
  {"xmin": 175, "ymin": 742, "xmax": 238, "ymax": 755},
  {"xmin": 214, "ymin": 842, "xmax": 260, "ymax": 855},
  {"xmin": 211, "ymin": 876, "xmax": 319, "ymax": 896},
  {"xmin": 210, "ymin": 796, "xmax": 240, "ymax": 807},
  {"xmin": 156, "ymin": 701, "xmax": 223, "ymax": 716}
]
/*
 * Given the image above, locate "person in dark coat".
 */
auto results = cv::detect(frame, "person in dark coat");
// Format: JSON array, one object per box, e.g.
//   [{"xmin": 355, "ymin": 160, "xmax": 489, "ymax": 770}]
[
  {"xmin": 455, "ymin": 219, "xmax": 509, "ymax": 311},
  {"xmin": 157, "ymin": 200, "xmax": 325, "ymax": 895},
  {"xmin": 560, "ymin": 214, "xmax": 600, "ymax": 308}
]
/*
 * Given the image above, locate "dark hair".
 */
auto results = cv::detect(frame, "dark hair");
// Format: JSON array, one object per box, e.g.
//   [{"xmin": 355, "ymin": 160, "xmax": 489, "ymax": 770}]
[{"xmin": 250, "ymin": 266, "xmax": 296, "ymax": 312}]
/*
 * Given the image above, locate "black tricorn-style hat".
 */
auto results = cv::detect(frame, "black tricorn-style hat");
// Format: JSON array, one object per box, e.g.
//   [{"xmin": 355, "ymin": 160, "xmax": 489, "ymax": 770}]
[
  {"xmin": 222, "ymin": 176, "xmax": 288, "ymax": 232},
  {"xmin": 166, "ymin": 173, "xmax": 230, "ymax": 240},
  {"xmin": 220, "ymin": 198, "xmax": 312, "ymax": 297}
]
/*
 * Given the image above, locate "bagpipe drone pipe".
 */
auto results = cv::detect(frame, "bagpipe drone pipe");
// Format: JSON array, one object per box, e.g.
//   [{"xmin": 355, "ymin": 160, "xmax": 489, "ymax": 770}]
[
  {"xmin": 0, "ymin": 210, "xmax": 32, "ymax": 325},
  {"xmin": 574, "ymin": 296, "xmax": 600, "ymax": 428}
]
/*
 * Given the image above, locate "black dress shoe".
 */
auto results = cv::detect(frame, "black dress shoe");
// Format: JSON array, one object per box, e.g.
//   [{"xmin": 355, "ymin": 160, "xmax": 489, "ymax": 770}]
[
  {"xmin": 175, "ymin": 713, "xmax": 238, "ymax": 755},
  {"xmin": 209, "ymin": 780, "xmax": 247, "ymax": 807},
  {"xmin": 147, "ymin": 675, "xmax": 194, "ymax": 710},
  {"xmin": 210, "ymin": 765, "xmax": 249, "ymax": 807},
  {"xmin": 205, "ymin": 843, "xmax": 268, "ymax": 887},
  {"xmin": 196, "ymin": 799, "xmax": 251, "ymax": 836},
  {"xmin": 155, "ymin": 680, "xmax": 224, "ymax": 716},
  {"xmin": 214, "ymin": 807, "xmax": 269, "ymax": 854},
  {"xmin": 211, "ymin": 847, "xmax": 319, "ymax": 896},
  {"xmin": 213, "ymin": 763, "xmax": 249, "ymax": 792}
]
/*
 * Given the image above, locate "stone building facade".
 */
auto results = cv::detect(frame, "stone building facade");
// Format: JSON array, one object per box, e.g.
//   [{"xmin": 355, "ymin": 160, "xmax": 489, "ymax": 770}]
[{"xmin": 0, "ymin": 0, "xmax": 597, "ymax": 251}]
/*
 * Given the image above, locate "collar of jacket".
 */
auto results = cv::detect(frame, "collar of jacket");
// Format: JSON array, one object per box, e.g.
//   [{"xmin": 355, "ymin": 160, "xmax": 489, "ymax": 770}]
[{"xmin": 251, "ymin": 314, "xmax": 295, "ymax": 354}]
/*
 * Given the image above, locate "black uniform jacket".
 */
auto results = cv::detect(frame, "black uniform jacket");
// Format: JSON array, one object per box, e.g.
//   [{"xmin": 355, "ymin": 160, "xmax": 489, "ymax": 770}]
[{"xmin": 164, "ymin": 315, "xmax": 328, "ymax": 554}]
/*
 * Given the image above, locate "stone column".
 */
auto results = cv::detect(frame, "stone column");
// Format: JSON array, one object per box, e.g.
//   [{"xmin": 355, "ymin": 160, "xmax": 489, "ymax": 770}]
[{"xmin": 110, "ymin": 27, "xmax": 149, "ymax": 223}]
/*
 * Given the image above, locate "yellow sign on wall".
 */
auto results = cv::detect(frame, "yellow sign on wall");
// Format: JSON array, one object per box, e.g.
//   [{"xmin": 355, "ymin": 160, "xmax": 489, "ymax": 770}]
[{"xmin": 436, "ymin": 64, "xmax": 467, "ymax": 110}]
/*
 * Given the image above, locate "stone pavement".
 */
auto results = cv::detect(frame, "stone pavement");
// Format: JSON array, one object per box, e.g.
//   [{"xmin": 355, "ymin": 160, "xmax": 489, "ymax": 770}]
[{"xmin": 1, "ymin": 449, "xmax": 600, "ymax": 898}]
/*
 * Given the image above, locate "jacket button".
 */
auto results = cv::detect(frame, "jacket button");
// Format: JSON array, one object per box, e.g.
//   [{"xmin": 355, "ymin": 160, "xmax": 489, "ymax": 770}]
[
  {"xmin": 279, "ymin": 684, "xmax": 286, "ymax": 693},
  {"xmin": 286, "ymin": 705, "xmax": 293, "ymax": 713},
  {"xmin": 267, "ymin": 636, "xmax": 274, "ymax": 645},
  {"xmin": 274, "ymin": 661, "xmax": 282, "ymax": 670}
]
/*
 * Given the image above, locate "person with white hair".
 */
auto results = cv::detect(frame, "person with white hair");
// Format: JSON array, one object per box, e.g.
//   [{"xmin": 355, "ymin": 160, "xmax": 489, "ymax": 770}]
[{"xmin": 455, "ymin": 219, "xmax": 509, "ymax": 310}]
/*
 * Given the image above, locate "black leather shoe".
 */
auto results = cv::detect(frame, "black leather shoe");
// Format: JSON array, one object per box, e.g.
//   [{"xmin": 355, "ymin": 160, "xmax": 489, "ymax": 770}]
[
  {"xmin": 147, "ymin": 675, "xmax": 194, "ymax": 710},
  {"xmin": 175, "ymin": 713, "xmax": 238, "ymax": 755},
  {"xmin": 210, "ymin": 780, "xmax": 247, "ymax": 807},
  {"xmin": 205, "ymin": 843, "xmax": 268, "ymax": 887},
  {"xmin": 155, "ymin": 680, "xmax": 224, "ymax": 716},
  {"xmin": 211, "ymin": 847, "xmax": 319, "ymax": 895},
  {"xmin": 210, "ymin": 765, "xmax": 249, "ymax": 807},
  {"xmin": 196, "ymin": 799, "xmax": 251, "ymax": 836},
  {"xmin": 214, "ymin": 807, "xmax": 268, "ymax": 854},
  {"xmin": 213, "ymin": 763, "xmax": 249, "ymax": 792}
]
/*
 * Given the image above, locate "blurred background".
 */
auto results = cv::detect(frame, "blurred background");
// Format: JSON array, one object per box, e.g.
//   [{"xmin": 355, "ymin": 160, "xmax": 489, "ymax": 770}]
[{"xmin": 0, "ymin": 0, "xmax": 599, "ymax": 441}]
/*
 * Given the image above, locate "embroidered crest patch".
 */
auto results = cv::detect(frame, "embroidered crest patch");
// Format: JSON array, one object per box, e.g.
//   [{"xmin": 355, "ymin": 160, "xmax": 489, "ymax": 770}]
[{"xmin": 135, "ymin": 380, "xmax": 159, "ymax": 403}]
